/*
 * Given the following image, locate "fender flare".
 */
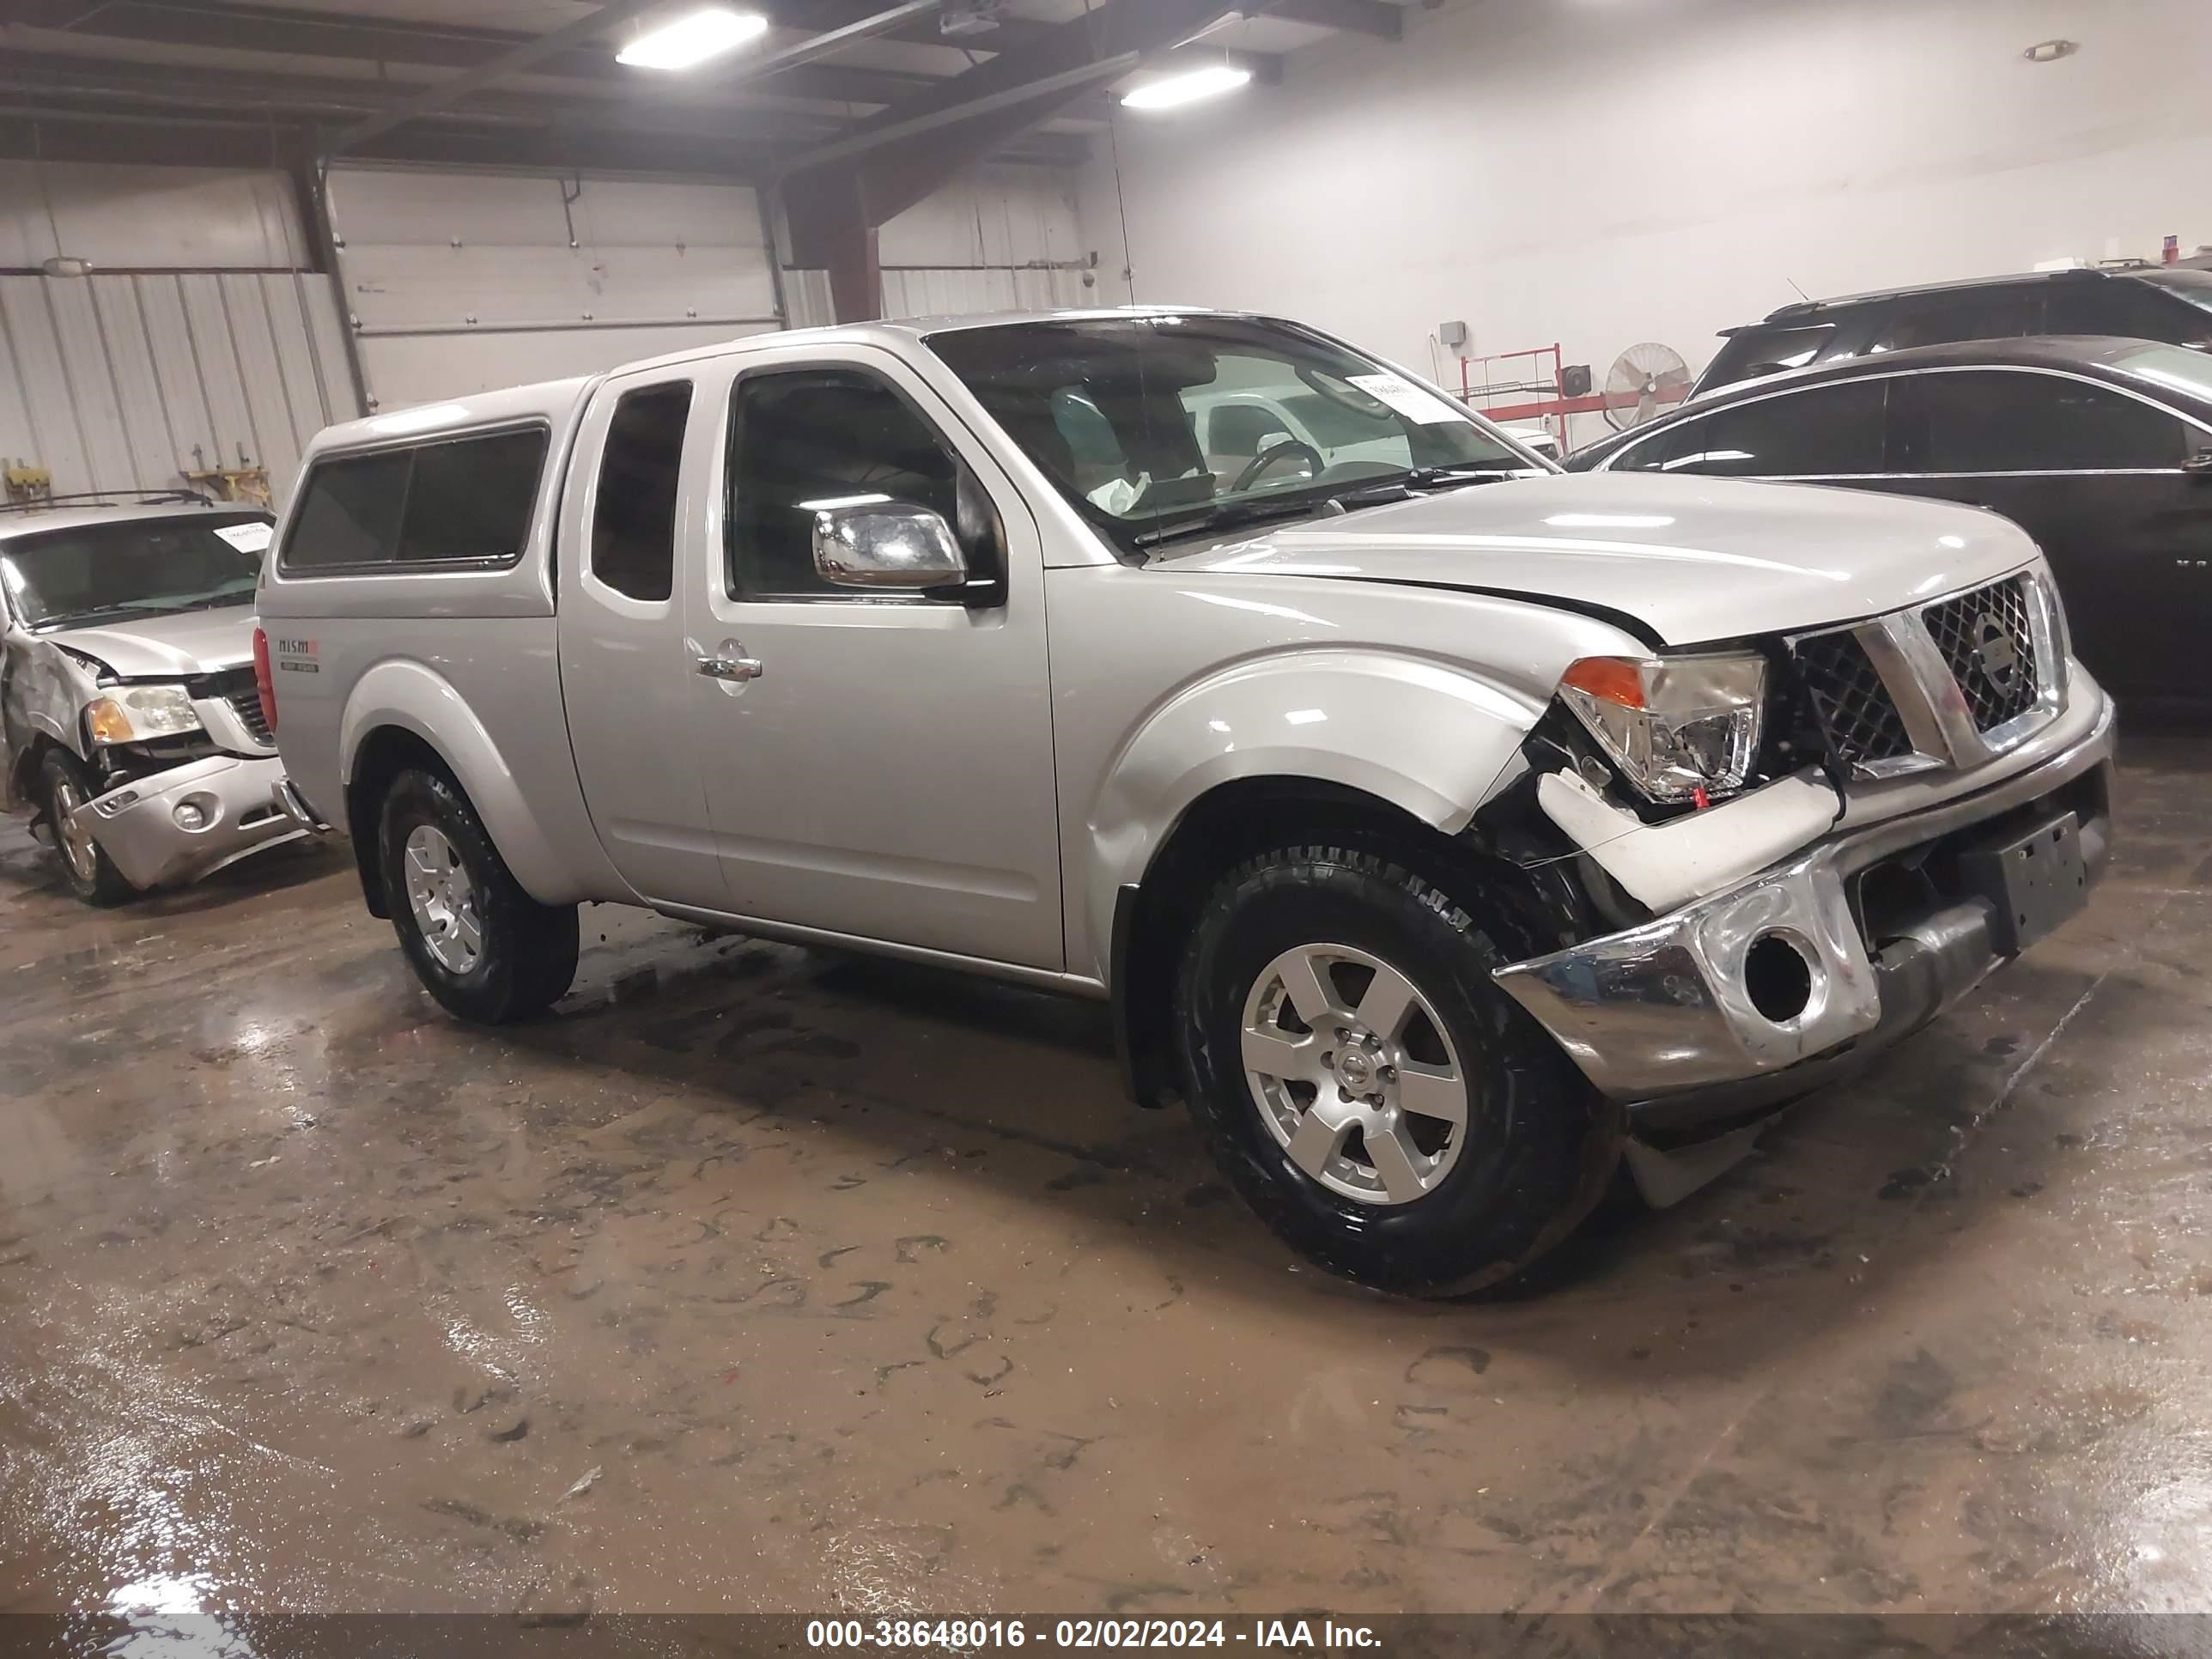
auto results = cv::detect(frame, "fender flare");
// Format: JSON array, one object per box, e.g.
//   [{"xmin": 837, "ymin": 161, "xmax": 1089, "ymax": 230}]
[
  {"xmin": 1084, "ymin": 648, "xmax": 1548, "ymax": 981},
  {"xmin": 338, "ymin": 658, "xmax": 583, "ymax": 905}
]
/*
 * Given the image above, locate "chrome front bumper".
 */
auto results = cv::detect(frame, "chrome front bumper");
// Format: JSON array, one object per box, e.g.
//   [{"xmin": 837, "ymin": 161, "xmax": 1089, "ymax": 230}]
[
  {"xmin": 1494, "ymin": 696, "xmax": 2118, "ymax": 1115},
  {"xmin": 79, "ymin": 753, "xmax": 312, "ymax": 890}
]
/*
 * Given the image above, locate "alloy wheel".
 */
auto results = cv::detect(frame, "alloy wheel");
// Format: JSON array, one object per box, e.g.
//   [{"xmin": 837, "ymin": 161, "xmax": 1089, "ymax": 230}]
[
  {"xmin": 52, "ymin": 778, "xmax": 98, "ymax": 882},
  {"xmin": 1239, "ymin": 941, "xmax": 1470, "ymax": 1206},
  {"xmin": 404, "ymin": 824, "xmax": 483, "ymax": 975}
]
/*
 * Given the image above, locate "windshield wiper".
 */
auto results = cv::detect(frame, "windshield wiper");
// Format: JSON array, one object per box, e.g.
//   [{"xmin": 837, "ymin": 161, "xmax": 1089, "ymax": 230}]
[
  {"xmin": 1131, "ymin": 493, "xmax": 1339, "ymax": 550},
  {"xmin": 1132, "ymin": 467, "xmax": 1522, "ymax": 552},
  {"xmin": 33, "ymin": 599, "xmax": 184, "ymax": 629},
  {"xmin": 1318, "ymin": 466, "xmax": 1522, "ymax": 512}
]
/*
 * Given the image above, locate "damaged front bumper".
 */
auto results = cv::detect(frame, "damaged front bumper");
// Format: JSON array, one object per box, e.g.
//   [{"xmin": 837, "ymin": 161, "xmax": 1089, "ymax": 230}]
[
  {"xmin": 78, "ymin": 753, "xmax": 315, "ymax": 890},
  {"xmin": 1494, "ymin": 694, "xmax": 2118, "ymax": 1141}
]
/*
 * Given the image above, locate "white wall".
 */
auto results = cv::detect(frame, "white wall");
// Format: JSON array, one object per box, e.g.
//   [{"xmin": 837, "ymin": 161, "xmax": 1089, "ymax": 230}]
[
  {"xmin": 1081, "ymin": 0, "xmax": 2212, "ymax": 442},
  {"xmin": 326, "ymin": 167, "xmax": 781, "ymax": 410}
]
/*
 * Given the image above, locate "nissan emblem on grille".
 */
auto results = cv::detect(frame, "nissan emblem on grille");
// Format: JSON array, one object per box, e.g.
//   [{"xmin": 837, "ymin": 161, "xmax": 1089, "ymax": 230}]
[
  {"xmin": 1974, "ymin": 613, "xmax": 2024, "ymax": 696},
  {"xmin": 1923, "ymin": 575, "xmax": 2041, "ymax": 732}
]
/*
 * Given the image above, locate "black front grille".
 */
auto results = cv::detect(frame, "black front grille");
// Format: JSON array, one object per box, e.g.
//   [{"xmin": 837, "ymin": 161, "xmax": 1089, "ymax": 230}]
[
  {"xmin": 191, "ymin": 666, "xmax": 273, "ymax": 746},
  {"xmin": 1793, "ymin": 630, "xmax": 1916, "ymax": 767},
  {"xmin": 227, "ymin": 689, "xmax": 273, "ymax": 745},
  {"xmin": 1923, "ymin": 576, "xmax": 2040, "ymax": 732}
]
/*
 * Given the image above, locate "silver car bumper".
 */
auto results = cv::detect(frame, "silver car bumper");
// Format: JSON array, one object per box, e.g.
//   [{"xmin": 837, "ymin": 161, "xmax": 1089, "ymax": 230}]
[
  {"xmin": 1494, "ymin": 696, "xmax": 2118, "ymax": 1115},
  {"xmin": 80, "ymin": 754, "xmax": 311, "ymax": 890}
]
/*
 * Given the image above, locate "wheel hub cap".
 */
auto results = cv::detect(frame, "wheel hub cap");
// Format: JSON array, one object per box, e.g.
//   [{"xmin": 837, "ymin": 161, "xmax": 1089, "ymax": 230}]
[
  {"xmin": 1239, "ymin": 942, "xmax": 1471, "ymax": 1206},
  {"xmin": 404, "ymin": 824, "xmax": 483, "ymax": 975},
  {"xmin": 53, "ymin": 781, "xmax": 97, "ymax": 880}
]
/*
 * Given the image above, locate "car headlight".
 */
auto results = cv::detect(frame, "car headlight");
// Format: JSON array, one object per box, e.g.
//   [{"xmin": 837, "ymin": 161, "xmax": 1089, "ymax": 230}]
[
  {"xmin": 1557, "ymin": 653, "xmax": 1765, "ymax": 805},
  {"xmin": 86, "ymin": 684, "xmax": 203, "ymax": 744}
]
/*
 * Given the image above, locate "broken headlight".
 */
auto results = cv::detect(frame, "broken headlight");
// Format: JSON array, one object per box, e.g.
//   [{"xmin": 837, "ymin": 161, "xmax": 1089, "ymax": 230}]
[
  {"xmin": 86, "ymin": 684, "xmax": 202, "ymax": 745},
  {"xmin": 1556, "ymin": 653, "xmax": 1765, "ymax": 805}
]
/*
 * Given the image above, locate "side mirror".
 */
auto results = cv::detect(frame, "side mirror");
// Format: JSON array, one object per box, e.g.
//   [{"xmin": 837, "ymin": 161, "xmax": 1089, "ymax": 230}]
[
  {"xmin": 811, "ymin": 502, "xmax": 969, "ymax": 590},
  {"xmin": 2185, "ymin": 450, "xmax": 2212, "ymax": 483}
]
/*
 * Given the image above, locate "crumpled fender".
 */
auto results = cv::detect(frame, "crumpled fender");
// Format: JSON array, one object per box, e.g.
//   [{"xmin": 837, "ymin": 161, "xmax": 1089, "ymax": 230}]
[
  {"xmin": 338, "ymin": 657, "xmax": 585, "ymax": 905},
  {"xmin": 1085, "ymin": 648, "xmax": 1548, "ymax": 976}
]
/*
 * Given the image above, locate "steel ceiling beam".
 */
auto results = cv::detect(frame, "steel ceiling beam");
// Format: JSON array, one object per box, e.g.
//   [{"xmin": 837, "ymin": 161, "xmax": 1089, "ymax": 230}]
[
  {"xmin": 781, "ymin": 51, "xmax": 1135, "ymax": 172},
  {"xmin": 708, "ymin": 0, "xmax": 941, "ymax": 91},
  {"xmin": 0, "ymin": 51, "xmax": 836, "ymax": 146},
  {"xmin": 0, "ymin": 100, "xmax": 1090, "ymax": 177},
  {"xmin": 9, "ymin": 0, "xmax": 940, "ymax": 109},
  {"xmin": 329, "ymin": 0, "xmax": 666, "ymax": 153}
]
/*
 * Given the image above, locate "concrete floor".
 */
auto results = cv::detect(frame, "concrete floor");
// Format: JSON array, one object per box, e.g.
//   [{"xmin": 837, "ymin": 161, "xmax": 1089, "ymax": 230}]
[{"xmin": 3, "ymin": 740, "xmax": 2210, "ymax": 1626}]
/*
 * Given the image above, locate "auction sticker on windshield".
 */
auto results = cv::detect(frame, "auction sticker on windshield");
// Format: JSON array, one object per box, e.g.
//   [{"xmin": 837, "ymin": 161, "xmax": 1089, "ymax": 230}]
[
  {"xmin": 215, "ymin": 521, "xmax": 275, "ymax": 553},
  {"xmin": 1346, "ymin": 372, "xmax": 1465, "ymax": 424}
]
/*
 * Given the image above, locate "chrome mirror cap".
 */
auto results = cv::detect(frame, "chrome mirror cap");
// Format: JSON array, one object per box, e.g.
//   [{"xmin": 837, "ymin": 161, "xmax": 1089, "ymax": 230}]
[{"xmin": 811, "ymin": 503, "xmax": 969, "ymax": 590}]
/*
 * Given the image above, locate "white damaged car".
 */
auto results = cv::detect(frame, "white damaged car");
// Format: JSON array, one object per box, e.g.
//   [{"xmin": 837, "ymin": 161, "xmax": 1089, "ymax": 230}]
[{"xmin": 1, "ymin": 495, "xmax": 317, "ymax": 904}]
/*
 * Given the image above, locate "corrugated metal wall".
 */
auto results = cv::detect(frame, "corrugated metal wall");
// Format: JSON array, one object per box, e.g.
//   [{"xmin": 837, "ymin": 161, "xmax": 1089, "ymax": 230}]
[
  {"xmin": 326, "ymin": 167, "xmax": 782, "ymax": 411},
  {"xmin": 0, "ymin": 271, "xmax": 355, "ymax": 501},
  {"xmin": 0, "ymin": 161, "xmax": 358, "ymax": 502},
  {"xmin": 0, "ymin": 158, "xmax": 1091, "ymax": 496}
]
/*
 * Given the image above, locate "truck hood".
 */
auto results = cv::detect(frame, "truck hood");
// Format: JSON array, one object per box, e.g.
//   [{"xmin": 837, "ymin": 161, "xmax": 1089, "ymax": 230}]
[
  {"xmin": 1153, "ymin": 472, "xmax": 2037, "ymax": 645},
  {"xmin": 43, "ymin": 605, "xmax": 258, "ymax": 678}
]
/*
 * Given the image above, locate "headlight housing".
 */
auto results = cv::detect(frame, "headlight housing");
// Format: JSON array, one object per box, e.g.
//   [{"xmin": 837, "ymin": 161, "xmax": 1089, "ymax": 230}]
[
  {"xmin": 1557, "ymin": 653, "xmax": 1766, "ymax": 805},
  {"xmin": 86, "ymin": 684, "xmax": 202, "ymax": 745}
]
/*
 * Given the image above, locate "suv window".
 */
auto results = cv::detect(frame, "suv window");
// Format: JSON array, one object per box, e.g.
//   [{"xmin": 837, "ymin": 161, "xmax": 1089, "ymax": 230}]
[
  {"xmin": 2048, "ymin": 280, "xmax": 2209, "ymax": 343},
  {"xmin": 726, "ymin": 368, "xmax": 993, "ymax": 600},
  {"xmin": 1698, "ymin": 324, "xmax": 1838, "ymax": 392},
  {"xmin": 1893, "ymin": 369, "xmax": 2190, "ymax": 471},
  {"xmin": 283, "ymin": 428, "xmax": 547, "ymax": 571},
  {"xmin": 590, "ymin": 381, "xmax": 691, "ymax": 602},
  {"xmin": 1613, "ymin": 379, "xmax": 1887, "ymax": 477},
  {"xmin": 1870, "ymin": 289, "xmax": 2045, "ymax": 353}
]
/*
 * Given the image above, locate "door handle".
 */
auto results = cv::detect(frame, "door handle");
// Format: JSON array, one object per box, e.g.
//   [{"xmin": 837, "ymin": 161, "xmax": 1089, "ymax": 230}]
[{"xmin": 697, "ymin": 654, "xmax": 763, "ymax": 682}]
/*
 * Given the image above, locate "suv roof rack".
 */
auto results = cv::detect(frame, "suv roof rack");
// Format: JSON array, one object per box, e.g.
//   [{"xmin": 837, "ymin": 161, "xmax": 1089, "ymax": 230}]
[
  {"xmin": 1760, "ymin": 265, "xmax": 2117, "ymax": 323},
  {"xmin": 0, "ymin": 489, "xmax": 216, "ymax": 517}
]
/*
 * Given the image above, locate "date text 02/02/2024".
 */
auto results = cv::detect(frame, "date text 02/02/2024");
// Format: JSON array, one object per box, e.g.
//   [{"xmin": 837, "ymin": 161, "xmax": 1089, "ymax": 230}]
[{"xmin": 805, "ymin": 1618, "xmax": 1383, "ymax": 1649}]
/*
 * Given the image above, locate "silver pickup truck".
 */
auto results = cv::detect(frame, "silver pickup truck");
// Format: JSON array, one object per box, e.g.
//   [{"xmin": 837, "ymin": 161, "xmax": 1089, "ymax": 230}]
[
  {"xmin": 2, "ymin": 496, "xmax": 313, "ymax": 903},
  {"xmin": 261, "ymin": 307, "xmax": 2116, "ymax": 1294}
]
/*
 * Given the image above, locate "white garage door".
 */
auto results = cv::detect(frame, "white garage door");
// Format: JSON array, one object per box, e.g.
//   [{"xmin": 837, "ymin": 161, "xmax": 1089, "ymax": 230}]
[{"xmin": 326, "ymin": 167, "xmax": 783, "ymax": 412}]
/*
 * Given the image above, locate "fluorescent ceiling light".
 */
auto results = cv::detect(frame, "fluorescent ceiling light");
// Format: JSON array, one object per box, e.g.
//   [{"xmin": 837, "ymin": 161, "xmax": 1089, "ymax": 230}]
[
  {"xmin": 1119, "ymin": 64, "xmax": 1252, "ymax": 111},
  {"xmin": 617, "ymin": 8, "xmax": 769, "ymax": 70}
]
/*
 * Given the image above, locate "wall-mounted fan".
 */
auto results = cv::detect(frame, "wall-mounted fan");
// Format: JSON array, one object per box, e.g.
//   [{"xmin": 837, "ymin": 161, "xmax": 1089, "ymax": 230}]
[{"xmin": 1602, "ymin": 343, "xmax": 1692, "ymax": 430}]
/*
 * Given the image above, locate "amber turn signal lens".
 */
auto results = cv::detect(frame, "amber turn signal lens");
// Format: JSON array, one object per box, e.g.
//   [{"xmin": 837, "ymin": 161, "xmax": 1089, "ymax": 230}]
[
  {"xmin": 85, "ymin": 697, "xmax": 134, "ymax": 744},
  {"xmin": 1559, "ymin": 657, "xmax": 1649, "ymax": 710}
]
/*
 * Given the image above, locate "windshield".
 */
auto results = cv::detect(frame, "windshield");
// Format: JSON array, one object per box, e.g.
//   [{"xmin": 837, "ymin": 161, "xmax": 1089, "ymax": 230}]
[
  {"xmin": 927, "ymin": 314, "xmax": 1540, "ymax": 554},
  {"xmin": 2108, "ymin": 338, "xmax": 2212, "ymax": 404},
  {"xmin": 0, "ymin": 513, "xmax": 271, "ymax": 630}
]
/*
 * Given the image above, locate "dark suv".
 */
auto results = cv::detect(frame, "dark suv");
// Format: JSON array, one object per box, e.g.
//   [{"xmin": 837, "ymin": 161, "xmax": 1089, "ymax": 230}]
[{"xmin": 1696, "ymin": 266, "xmax": 2212, "ymax": 394}]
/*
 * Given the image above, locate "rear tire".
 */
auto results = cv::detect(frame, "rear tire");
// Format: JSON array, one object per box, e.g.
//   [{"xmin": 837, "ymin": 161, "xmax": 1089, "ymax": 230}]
[
  {"xmin": 40, "ymin": 749, "xmax": 137, "ymax": 907},
  {"xmin": 1174, "ymin": 836, "xmax": 1620, "ymax": 1297},
  {"xmin": 378, "ymin": 767, "xmax": 578, "ymax": 1023}
]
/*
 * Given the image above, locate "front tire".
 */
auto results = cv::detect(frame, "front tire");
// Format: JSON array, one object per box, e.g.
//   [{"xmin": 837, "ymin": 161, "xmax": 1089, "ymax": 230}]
[
  {"xmin": 378, "ymin": 768, "xmax": 578, "ymax": 1023},
  {"xmin": 1175, "ymin": 838, "xmax": 1620, "ymax": 1297},
  {"xmin": 40, "ymin": 749, "xmax": 137, "ymax": 906}
]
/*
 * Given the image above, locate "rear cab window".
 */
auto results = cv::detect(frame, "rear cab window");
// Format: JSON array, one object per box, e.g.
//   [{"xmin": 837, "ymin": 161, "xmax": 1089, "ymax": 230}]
[{"xmin": 281, "ymin": 426, "xmax": 550, "ymax": 573}]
